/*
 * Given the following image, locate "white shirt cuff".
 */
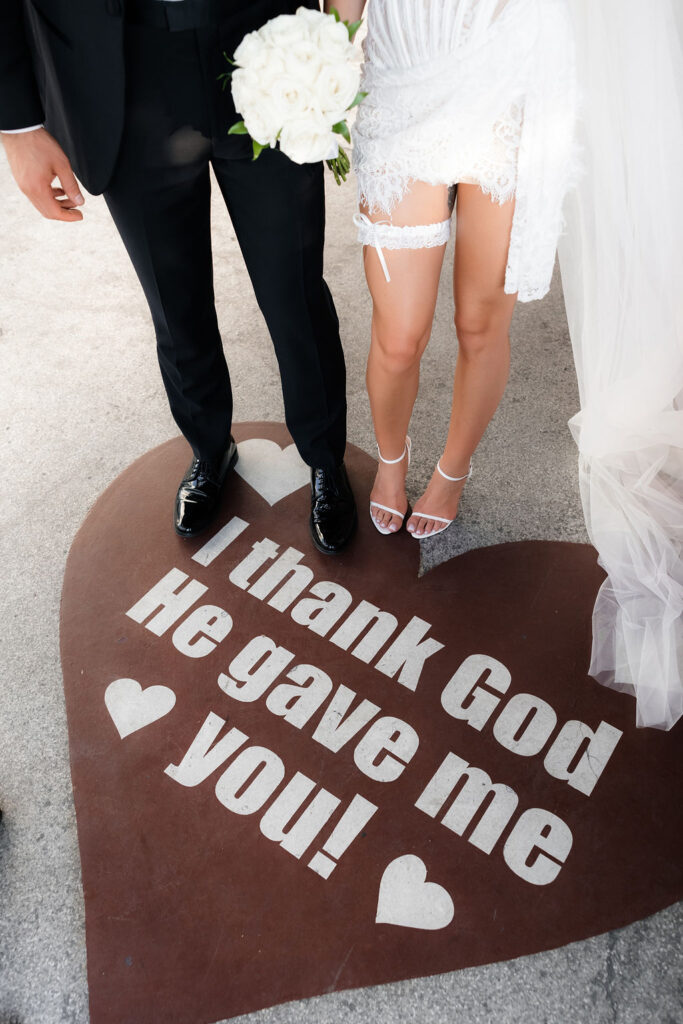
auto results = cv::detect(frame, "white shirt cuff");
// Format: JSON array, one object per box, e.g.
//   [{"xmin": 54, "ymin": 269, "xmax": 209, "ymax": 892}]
[{"xmin": 1, "ymin": 124, "xmax": 43, "ymax": 134}]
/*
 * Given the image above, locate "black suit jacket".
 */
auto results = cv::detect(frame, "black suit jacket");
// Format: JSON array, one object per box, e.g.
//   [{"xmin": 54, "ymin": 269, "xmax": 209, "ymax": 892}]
[{"xmin": 0, "ymin": 0, "xmax": 317, "ymax": 194}]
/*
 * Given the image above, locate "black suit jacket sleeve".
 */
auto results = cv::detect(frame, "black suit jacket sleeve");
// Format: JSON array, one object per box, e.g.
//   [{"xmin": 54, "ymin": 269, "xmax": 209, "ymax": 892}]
[{"xmin": 0, "ymin": 0, "xmax": 44, "ymax": 129}]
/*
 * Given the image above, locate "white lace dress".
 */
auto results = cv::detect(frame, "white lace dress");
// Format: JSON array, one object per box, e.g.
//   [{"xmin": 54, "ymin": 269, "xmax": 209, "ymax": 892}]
[{"xmin": 352, "ymin": 0, "xmax": 579, "ymax": 302}]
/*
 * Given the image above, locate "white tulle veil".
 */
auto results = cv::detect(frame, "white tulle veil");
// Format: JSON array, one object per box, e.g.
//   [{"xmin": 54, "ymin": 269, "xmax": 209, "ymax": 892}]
[{"xmin": 559, "ymin": 0, "xmax": 683, "ymax": 729}]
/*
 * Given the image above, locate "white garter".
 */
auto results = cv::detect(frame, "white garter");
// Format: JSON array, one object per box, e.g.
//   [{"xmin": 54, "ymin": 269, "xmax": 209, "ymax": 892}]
[{"xmin": 353, "ymin": 213, "xmax": 451, "ymax": 283}]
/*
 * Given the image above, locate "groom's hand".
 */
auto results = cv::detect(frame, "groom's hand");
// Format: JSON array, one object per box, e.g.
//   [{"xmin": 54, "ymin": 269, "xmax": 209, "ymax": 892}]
[{"xmin": 1, "ymin": 127, "xmax": 84, "ymax": 221}]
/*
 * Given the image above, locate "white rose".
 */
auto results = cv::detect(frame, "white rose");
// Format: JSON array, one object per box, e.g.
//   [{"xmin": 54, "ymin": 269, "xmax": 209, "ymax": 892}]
[
  {"xmin": 314, "ymin": 61, "xmax": 361, "ymax": 121},
  {"xmin": 315, "ymin": 16, "xmax": 358, "ymax": 63},
  {"xmin": 294, "ymin": 7, "xmax": 328, "ymax": 32},
  {"xmin": 233, "ymin": 57, "xmax": 288, "ymax": 115},
  {"xmin": 258, "ymin": 51, "xmax": 290, "ymax": 85},
  {"xmin": 231, "ymin": 67, "xmax": 265, "ymax": 114},
  {"xmin": 279, "ymin": 116, "xmax": 339, "ymax": 164},
  {"xmin": 286, "ymin": 38, "xmax": 324, "ymax": 87},
  {"xmin": 259, "ymin": 13, "xmax": 310, "ymax": 50},
  {"xmin": 243, "ymin": 103, "xmax": 282, "ymax": 147},
  {"xmin": 233, "ymin": 31, "xmax": 270, "ymax": 72},
  {"xmin": 232, "ymin": 70, "xmax": 282, "ymax": 144},
  {"xmin": 269, "ymin": 75, "xmax": 314, "ymax": 124}
]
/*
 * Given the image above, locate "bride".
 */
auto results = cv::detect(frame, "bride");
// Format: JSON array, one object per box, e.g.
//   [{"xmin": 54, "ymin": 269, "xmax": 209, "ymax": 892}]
[
  {"xmin": 329, "ymin": 0, "xmax": 683, "ymax": 730},
  {"xmin": 328, "ymin": 0, "xmax": 576, "ymax": 538}
]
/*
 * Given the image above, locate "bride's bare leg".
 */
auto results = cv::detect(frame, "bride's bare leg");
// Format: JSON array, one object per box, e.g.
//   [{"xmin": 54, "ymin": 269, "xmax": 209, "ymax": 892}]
[
  {"xmin": 407, "ymin": 183, "xmax": 517, "ymax": 537},
  {"xmin": 364, "ymin": 182, "xmax": 450, "ymax": 532}
]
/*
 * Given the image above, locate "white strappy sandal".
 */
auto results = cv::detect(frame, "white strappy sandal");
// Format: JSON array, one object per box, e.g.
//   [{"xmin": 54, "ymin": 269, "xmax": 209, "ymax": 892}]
[
  {"xmin": 370, "ymin": 436, "xmax": 412, "ymax": 535},
  {"xmin": 408, "ymin": 458, "xmax": 473, "ymax": 539}
]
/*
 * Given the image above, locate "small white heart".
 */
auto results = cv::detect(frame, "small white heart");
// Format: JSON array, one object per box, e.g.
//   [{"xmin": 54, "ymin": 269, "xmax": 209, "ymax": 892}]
[
  {"xmin": 105, "ymin": 678, "xmax": 176, "ymax": 739},
  {"xmin": 376, "ymin": 854, "xmax": 455, "ymax": 931},
  {"xmin": 234, "ymin": 439, "xmax": 309, "ymax": 506}
]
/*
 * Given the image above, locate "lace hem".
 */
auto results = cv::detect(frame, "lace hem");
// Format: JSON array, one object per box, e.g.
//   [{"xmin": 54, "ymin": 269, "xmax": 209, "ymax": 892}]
[{"xmin": 351, "ymin": 0, "xmax": 579, "ymax": 303}]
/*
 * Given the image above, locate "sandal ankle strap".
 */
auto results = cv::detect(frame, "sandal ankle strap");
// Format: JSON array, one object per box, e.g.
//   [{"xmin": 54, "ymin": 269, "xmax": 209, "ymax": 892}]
[
  {"xmin": 377, "ymin": 435, "xmax": 412, "ymax": 465},
  {"xmin": 437, "ymin": 458, "xmax": 472, "ymax": 482}
]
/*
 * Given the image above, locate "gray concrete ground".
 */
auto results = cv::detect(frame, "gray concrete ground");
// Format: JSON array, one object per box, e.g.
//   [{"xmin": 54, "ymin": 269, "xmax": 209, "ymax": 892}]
[{"xmin": 0, "ymin": 151, "xmax": 680, "ymax": 1024}]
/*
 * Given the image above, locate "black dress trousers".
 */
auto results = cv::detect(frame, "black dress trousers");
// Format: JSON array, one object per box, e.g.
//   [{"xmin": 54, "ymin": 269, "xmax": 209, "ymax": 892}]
[{"xmin": 103, "ymin": 0, "xmax": 347, "ymax": 468}]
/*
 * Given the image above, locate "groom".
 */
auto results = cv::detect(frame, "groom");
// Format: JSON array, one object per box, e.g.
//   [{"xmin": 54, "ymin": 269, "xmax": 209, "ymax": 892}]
[{"xmin": 0, "ymin": 0, "xmax": 357, "ymax": 554}]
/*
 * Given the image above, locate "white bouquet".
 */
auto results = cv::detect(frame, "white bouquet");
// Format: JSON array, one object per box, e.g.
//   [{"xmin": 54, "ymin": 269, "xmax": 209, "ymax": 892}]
[{"xmin": 221, "ymin": 6, "xmax": 366, "ymax": 184}]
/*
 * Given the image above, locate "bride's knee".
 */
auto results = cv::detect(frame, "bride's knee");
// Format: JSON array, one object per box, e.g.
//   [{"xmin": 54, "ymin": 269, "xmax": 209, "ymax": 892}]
[
  {"xmin": 454, "ymin": 304, "xmax": 507, "ymax": 356},
  {"xmin": 372, "ymin": 322, "xmax": 429, "ymax": 373}
]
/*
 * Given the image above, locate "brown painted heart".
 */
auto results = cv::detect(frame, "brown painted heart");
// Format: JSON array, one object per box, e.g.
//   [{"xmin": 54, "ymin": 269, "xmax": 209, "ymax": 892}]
[{"xmin": 60, "ymin": 422, "xmax": 682, "ymax": 1024}]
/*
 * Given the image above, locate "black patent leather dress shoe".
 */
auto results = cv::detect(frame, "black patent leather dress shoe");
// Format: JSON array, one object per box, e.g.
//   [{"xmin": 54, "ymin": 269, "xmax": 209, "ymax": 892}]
[
  {"xmin": 310, "ymin": 462, "xmax": 358, "ymax": 555},
  {"xmin": 174, "ymin": 438, "xmax": 238, "ymax": 538}
]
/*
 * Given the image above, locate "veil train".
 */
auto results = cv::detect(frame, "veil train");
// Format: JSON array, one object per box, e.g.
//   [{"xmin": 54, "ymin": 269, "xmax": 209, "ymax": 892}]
[{"xmin": 559, "ymin": 0, "xmax": 683, "ymax": 729}]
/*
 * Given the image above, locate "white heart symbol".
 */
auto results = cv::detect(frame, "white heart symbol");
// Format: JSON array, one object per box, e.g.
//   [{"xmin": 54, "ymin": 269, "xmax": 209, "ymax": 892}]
[
  {"xmin": 234, "ymin": 438, "xmax": 310, "ymax": 506},
  {"xmin": 105, "ymin": 678, "xmax": 176, "ymax": 739},
  {"xmin": 376, "ymin": 855, "xmax": 455, "ymax": 931}
]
